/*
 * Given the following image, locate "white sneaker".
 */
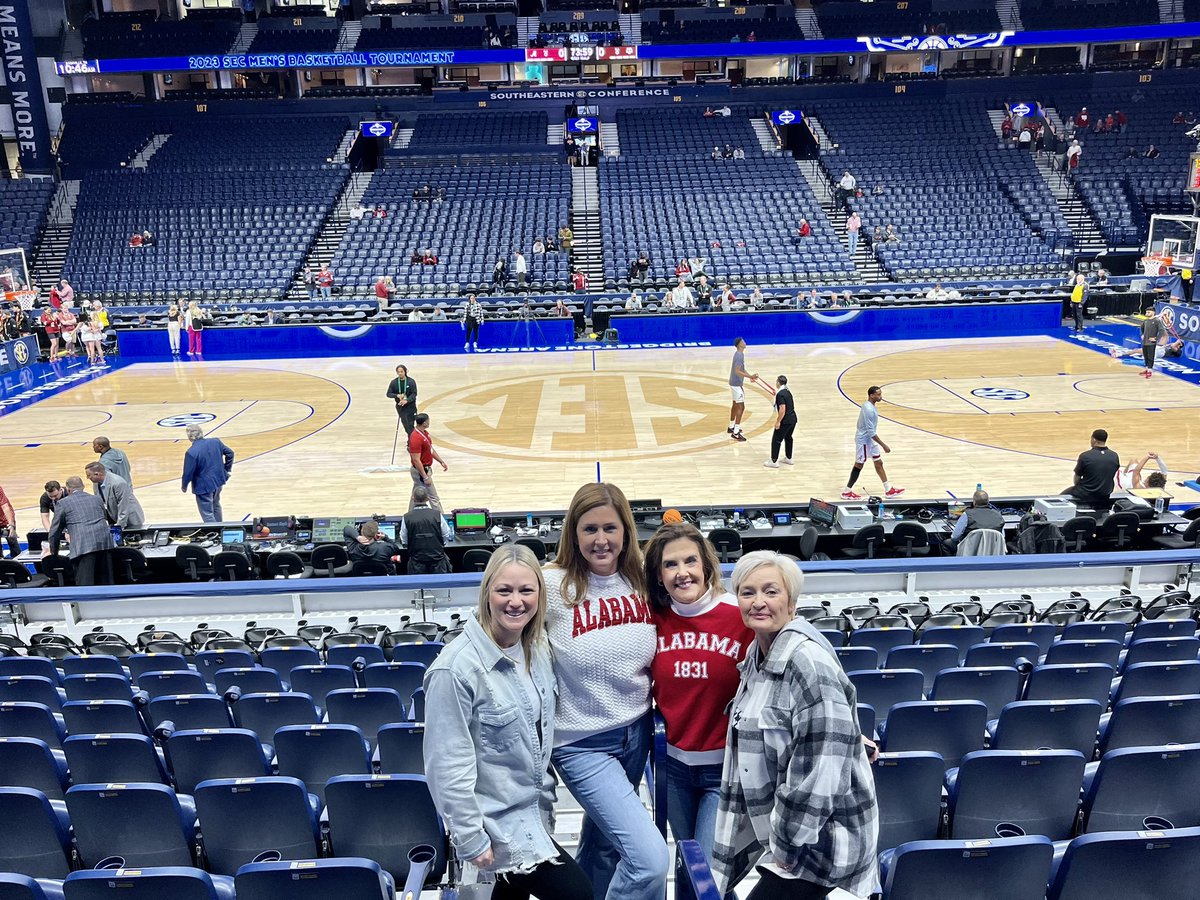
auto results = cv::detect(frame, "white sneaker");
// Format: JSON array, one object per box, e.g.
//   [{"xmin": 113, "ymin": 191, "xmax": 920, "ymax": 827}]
[
  {"xmin": 781, "ymin": 458, "xmax": 795, "ymax": 466},
  {"xmin": 763, "ymin": 460, "xmax": 779, "ymax": 468},
  {"xmin": 464, "ymin": 342, "xmax": 469, "ymax": 350}
]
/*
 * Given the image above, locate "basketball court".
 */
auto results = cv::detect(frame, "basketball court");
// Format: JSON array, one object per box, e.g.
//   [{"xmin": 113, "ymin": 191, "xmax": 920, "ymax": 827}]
[{"xmin": 2, "ymin": 333, "xmax": 1198, "ymax": 521}]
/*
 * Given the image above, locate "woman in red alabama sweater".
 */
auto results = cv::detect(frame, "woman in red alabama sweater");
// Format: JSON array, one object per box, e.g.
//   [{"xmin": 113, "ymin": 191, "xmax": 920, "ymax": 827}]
[{"xmin": 645, "ymin": 522, "xmax": 753, "ymax": 863}]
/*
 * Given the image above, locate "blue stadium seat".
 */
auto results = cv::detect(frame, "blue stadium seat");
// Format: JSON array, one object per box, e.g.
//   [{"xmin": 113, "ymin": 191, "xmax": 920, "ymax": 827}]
[
  {"xmin": 258, "ymin": 647, "xmax": 321, "ymax": 687},
  {"xmin": 872, "ymin": 752, "xmax": 944, "ymax": 853},
  {"xmin": 325, "ymin": 775, "xmax": 447, "ymax": 886},
  {"xmin": 1111, "ymin": 660, "xmax": 1200, "ymax": 704},
  {"xmin": 61, "ymin": 657, "xmax": 126, "ymax": 679},
  {"xmin": 193, "ymin": 777, "xmax": 322, "ymax": 877},
  {"xmin": 918, "ymin": 626, "xmax": 987, "ymax": 663},
  {"xmin": 0, "ymin": 677, "xmax": 66, "ymax": 711},
  {"xmin": 166, "ymin": 728, "xmax": 272, "ymax": 795},
  {"xmin": 325, "ymin": 688, "xmax": 406, "ymax": 748},
  {"xmin": 988, "ymin": 624, "xmax": 1056, "ymax": 658},
  {"xmin": 62, "ymin": 734, "xmax": 170, "ymax": 786},
  {"xmin": 930, "ymin": 667, "xmax": 1022, "ymax": 720},
  {"xmin": 1060, "ymin": 622, "xmax": 1129, "ymax": 644},
  {"xmin": 1024, "ymin": 664, "xmax": 1114, "ymax": 705},
  {"xmin": 232, "ymin": 693, "xmax": 320, "ymax": 751},
  {"xmin": 0, "ymin": 787, "xmax": 73, "ymax": 879},
  {"xmin": 1120, "ymin": 636, "xmax": 1200, "ymax": 672},
  {"xmin": 1080, "ymin": 743, "xmax": 1200, "ymax": 833},
  {"xmin": 946, "ymin": 749, "xmax": 1086, "ymax": 840},
  {"xmin": 1098, "ymin": 695, "xmax": 1200, "ymax": 756},
  {"xmin": 214, "ymin": 668, "xmax": 284, "ymax": 696},
  {"xmin": 234, "ymin": 857, "xmax": 394, "ymax": 900},
  {"xmin": 194, "ymin": 651, "xmax": 258, "ymax": 686},
  {"xmin": 126, "ymin": 653, "xmax": 192, "ymax": 681},
  {"xmin": 137, "ymin": 671, "xmax": 210, "ymax": 701},
  {"xmin": 66, "ymin": 782, "xmax": 198, "ymax": 868},
  {"xmin": 0, "ymin": 737, "xmax": 69, "ymax": 800},
  {"xmin": 376, "ymin": 723, "xmax": 425, "ymax": 776},
  {"xmin": 988, "ymin": 699, "xmax": 1102, "ymax": 756},
  {"xmin": 884, "ymin": 645, "xmax": 960, "ymax": 695},
  {"xmin": 0, "ymin": 657, "xmax": 64, "ymax": 685},
  {"xmin": 287, "ymin": 666, "xmax": 355, "ymax": 713},
  {"xmin": 0, "ymin": 873, "xmax": 64, "ymax": 900},
  {"xmin": 388, "ymin": 643, "xmax": 443, "ymax": 667},
  {"xmin": 63, "ymin": 675, "xmax": 135, "ymax": 704},
  {"xmin": 1043, "ymin": 640, "xmax": 1123, "ymax": 668},
  {"xmin": 0, "ymin": 702, "xmax": 66, "ymax": 749},
  {"xmin": 326, "ymin": 645, "xmax": 387, "ymax": 668},
  {"xmin": 848, "ymin": 627, "xmax": 914, "ymax": 659},
  {"xmin": 62, "ymin": 700, "xmax": 145, "ymax": 737},
  {"xmin": 849, "ymin": 670, "xmax": 925, "ymax": 725},
  {"xmin": 878, "ymin": 700, "xmax": 988, "ymax": 770},
  {"xmin": 62, "ymin": 867, "xmax": 235, "ymax": 900},
  {"xmin": 147, "ymin": 695, "xmax": 232, "ymax": 732},
  {"xmin": 362, "ymin": 663, "xmax": 425, "ymax": 707},
  {"xmin": 963, "ymin": 641, "xmax": 1040, "ymax": 670},
  {"xmin": 275, "ymin": 724, "xmax": 372, "ymax": 805},
  {"xmin": 880, "ymin": 835, "xmax": 1054, "ymax": 900},
  {"xmin": 835, "ymin": 646, "xmax": 878, "ymax": 672},
  {"xmin": 1048, "ymin": 827, "xmax": 1200, "ymax": 900}
]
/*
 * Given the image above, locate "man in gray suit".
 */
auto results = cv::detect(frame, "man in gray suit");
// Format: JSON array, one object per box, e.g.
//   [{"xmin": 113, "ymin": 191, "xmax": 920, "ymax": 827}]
[
  {"xmin": 92, "ymin": 436, "xmax": 132, "ymax": 486},
  {"xmin": 48, "ymin": 476, "xmax": 115, "ymax": 586},
  {"xmin": 85, "ymin": 462, "xmax": 145, "ymax": 529}
]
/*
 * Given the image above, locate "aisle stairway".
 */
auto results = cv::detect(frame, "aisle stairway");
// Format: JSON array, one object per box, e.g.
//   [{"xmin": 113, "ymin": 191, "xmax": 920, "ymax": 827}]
[
  {"xmin": 284, "ymin": 171, "xmax": 362, "ymax": 300},
  {"xmin": 794, "ymin": 4, "xmax": 823, "ymax": 39},
  {"xmin": 751, "ymin": 118, "xmax": 779, "ymax": 152},
  {"xmin": 600, "ymin": 121, "xmax": 620, "ymax": 156},
  {"xmin": 619, "ymin": 12, "xmax": 642, "ymax": 44},
  {"xmin": 995, "ymin": 0, "xmax": 1023, "ymax": 29},
  {"xmin": 336, "ymin": 21, "xmax": 361, "ymax": 52},
  {"xmin": 570, "ymin": 166, "xmax": 604, "ymax": 289},
  {"xmin": 231, "ymin": 22, "xmax": 257, "ymax": 54},
  {"xmin": 30, "ymin": 181, "xmax": 80, "ymax": 288},
  {"xmin": 797, "ymin": 158, "xmax": 888, "ymax": 283}
]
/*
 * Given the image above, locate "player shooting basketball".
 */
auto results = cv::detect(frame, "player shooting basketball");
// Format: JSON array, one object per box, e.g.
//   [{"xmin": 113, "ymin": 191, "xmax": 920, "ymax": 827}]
[{"xmin": 843, "ymin": 385, "xmax": 904, "ymax": 500}]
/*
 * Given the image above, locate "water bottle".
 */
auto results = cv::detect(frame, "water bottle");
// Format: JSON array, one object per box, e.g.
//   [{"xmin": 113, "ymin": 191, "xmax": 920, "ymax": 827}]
[
  {"xmin": 875, "ymin": 497, "xmax": 885, "ymax": 521},
  {"xmin": 1155, "ymin": 496, "xmax": 1166, "ymax": 515},
  {"xmin": 976, "ymin": 482, "xmax": 983, "ymax": 493}
]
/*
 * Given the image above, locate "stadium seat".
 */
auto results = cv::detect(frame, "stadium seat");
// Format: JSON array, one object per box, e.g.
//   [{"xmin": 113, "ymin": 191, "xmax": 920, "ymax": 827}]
[
  {"xmin": 883, "ymin": 645, "xmax": 959, "ymax": 695},
  {"xmin": 62, "ymin": 867, "xmax": 235, "ymax": 900},
  {"xmin": 1110, "ymin": 660, "xmax": 1200, "ymax": 704},
  {"xmin": 61, "ymin": 700, "xmax": 146, "ymax": 737},
  {"xmin": 872, "ymin": 752, "xmax": 944, "ymax": 853},
  {"xmin": 847, "ymin": 627, "xmax": 914, "ymax": 659},
  {"xmin": 918, "ymin": 626, "xmax": 987, "ymax": 662},
  {"xmin": 988, "ymin": 624, "xmax": 1056, "ymax": 657},
  {"xmin": 376, "ymin": 723, "xmax": 426, "ymax": 775},
  {"xmin": 234, "ymin": 857, "xmax": 394, "ymax": 900},
  {"xmin": 0, "ymin": 787, "xmax": 73, "ymax": 879},
  {"xmin": 1043, "ymin": 640, "xmax": 1123, "ymax": 668},
  {"xmin": 147, "ymin": 695, "xmax": 232, "ymax": 732},
  {"xmin": 233, "ymin": 692, "xmax": 321, "ymax": 752},
  {"xmin": 1047, "ymin": 827, "xmax": 1200, "ymax": 900},
  {"xmin": 126, "ymin": 653, "xmax": 192, "ymax": 681},
  {"xmin": 325, "ymin": 775, "xmax": 447, "ymax": 886},
  {"xmin": 388, "ymin": 643, "xmax": 443, "ymax": 667},
  {"xmin": 945, "ymin": 749, "xmax": 1086, "ymax": 840},
  {"xmin": 258, "ymin": 647, "xmax": 321, "ymax": 687},
  {"xmin": 0, "ymin": 658, "xmax": 63, "ymax": 685},
  {"xmin": 1080, "ymin": 743, "xmax": 1200, "ymax": 833},
  {"xmin": 325, "ymin": 688, "xmax": 406, "ymax": 748},
  {"xmin": 1098, "ymin": 695, "xmax": 1200, "ymax": 756},
  {"xmin": 848, "ymin": 670, "xmax": 925, "ymax": 725},
  {"xmin": 63, "ymin": 674, "xmax": 136, "ymax": 704},
  {"xmin": 0, "ymin": 702, "xmax": 66, "ymax": 749},
  {"xmin": 0, "ymin": 737, "xmax": 69, "ymax": 800},
  {"xmin": 1024, "ymin": 664, "xmax": 1114, "ymax": 705},
  {"xmin": 66, "ymin": 782, "xmax": 197, "ymax": 868},
  {"xmin": 0, "ymin": 873, "xmax": 65, "ymax": 900},
  {"xmin": 62, "ymin": 734, "xmax": 170, "ymax": 786},
  {"xmin": 60, "ymin": 657, "xmax": 125, "ymax": 679},
  {"xmin": 963, "ymin": 641, "xmax": 1040, "ymax": 669},
  {"xmin": 274, "ymin": 724, "xmax": 372, "ymax": 805},
  {"xmin": 214, "ymin": 668, "xmax": 284, "ymax": 696},
  {"xmin": 326, "ymin": 644, "xmax": 387, "ymax": 668},
  {"xmin": 137, "ymin": 671, "xmax": 210, "ymax": 701},
  {"xmin": 878, "ymin": 700, "xmax": 987, "ymax": 770},
  {"xmin": 0, "ymin": 677, "xmax": 65, "ymax": 711},
  {"xmin": 930, "ymin": 667, "xmax": 1022, "ymax": 720},
  {"xmin": 988, "ymin": 699, "xmax": 1102, "ymax": 756},
  {"xmin": 362, "ymin": 663, "xmax": 425, "ymax": 707},
  {"xmin": 193, "ymin": 776, "xmax": 322, "ymax": 876},
  {"xmin": 880, "ymin": 835, "xmax": 1054, "ymax": 900},
  {"xmin": 287, "ymin": 666, "xmax": 355, "ymax": 713},
  {"xmin": 166, "ymin": 728, "xmax": 272, "ymax": 795},
  {"xmin": 835, "ymin": 646, "xmax": 879, "ymax": 672}
]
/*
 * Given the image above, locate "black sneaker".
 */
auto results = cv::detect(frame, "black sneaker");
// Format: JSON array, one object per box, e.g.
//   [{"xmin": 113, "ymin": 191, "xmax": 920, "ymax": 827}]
[
  {"xmin": 732, "ymin": 432, "xmax": 747, "ymax": 442},
  {"xmin": 727, "ymin": 427, "xmax": 735, "ymax": 434}
]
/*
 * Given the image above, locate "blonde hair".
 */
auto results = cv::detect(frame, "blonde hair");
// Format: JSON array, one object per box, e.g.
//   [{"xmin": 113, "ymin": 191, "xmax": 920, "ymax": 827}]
[
  {"xmin": 730, "ymin": 550, "xmax": 804, "ymax": 607},
  {"xmin": 551, "ymin": 483, "xmax": 645, "ymax": 607},
  {"xmin": 478, "ymin": 544, "xmax": 547, "ymax": 669}
]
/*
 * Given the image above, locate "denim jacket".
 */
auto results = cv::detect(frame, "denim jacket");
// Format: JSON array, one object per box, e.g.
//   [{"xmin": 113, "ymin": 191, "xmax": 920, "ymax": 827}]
[{"xmin": 423, "ymin": 615, "xmax": 559, "ymax": 875}]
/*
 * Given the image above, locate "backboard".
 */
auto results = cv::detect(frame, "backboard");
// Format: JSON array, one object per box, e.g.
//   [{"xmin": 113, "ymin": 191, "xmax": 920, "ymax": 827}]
[{"xmin": 1144, "ymin": 214, "xmax": 1200, "ymax": 274}]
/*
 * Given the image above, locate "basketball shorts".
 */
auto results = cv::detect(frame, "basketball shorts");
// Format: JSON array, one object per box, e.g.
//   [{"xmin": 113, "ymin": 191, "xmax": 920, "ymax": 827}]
[
  {"xmin": 855, "ymin": 439, "xmax": 881, "ymax": 464},
  {"xmin": 730, "ymin": 385, "xmax": 745, "ymax": 403}
]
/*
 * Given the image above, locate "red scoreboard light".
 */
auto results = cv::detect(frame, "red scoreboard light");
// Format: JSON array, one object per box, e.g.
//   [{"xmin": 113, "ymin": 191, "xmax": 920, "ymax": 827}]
[
  {"xmin": 525, "ymin": 48, "xmax": 567, "ymax": 62},
  {"xmin": 596, "ymin": 46, "xmax": 638, "ymax": 61},
  {"xmin": 1189, "ymin": 154, "xmax": 1200, "ymax": 193}
]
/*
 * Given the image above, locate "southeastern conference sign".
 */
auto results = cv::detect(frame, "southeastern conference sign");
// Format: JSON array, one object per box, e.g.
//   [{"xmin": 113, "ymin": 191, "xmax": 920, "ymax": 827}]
[
  {"xmin": 360, "ymin": 120, "xmax": 394, "ymax": 139},
  {"xmin": 771, "ymin": 110, "xmax": 802, "ymax": 126}
]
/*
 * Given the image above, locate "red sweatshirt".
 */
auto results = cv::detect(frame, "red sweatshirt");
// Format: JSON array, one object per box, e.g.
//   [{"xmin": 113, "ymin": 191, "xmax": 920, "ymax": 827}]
[{"xmin": 652, "ymin": 592, "xmax": 753, "ymax": 765}]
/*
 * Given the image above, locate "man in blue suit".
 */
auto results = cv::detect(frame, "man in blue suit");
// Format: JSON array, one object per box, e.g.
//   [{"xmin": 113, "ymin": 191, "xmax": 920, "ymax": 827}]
[{"xmin": 181, "ymin": 424, "xmax": 235, "ymax": 523}]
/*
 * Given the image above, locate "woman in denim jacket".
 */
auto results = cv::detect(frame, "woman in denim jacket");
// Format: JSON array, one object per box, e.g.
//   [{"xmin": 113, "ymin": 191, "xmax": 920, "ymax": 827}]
[{"xmin": 424, "ymin": 545, "xmax": 591, "ymax": 900}]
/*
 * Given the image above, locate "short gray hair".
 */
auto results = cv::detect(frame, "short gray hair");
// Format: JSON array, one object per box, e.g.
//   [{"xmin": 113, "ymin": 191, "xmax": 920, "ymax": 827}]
[
  {"xmin": 730, "ymin": 550, "xmax": 805, "ymax": 604},
  {"xmin": 65, "ymin": 476, "xmax": 84, "ymax": 491},
  {"xmin": 412, "ymin": 485, "xmax": 429, "ymax": 504},
  {"xmin": 185, "ymin": 425, "xmax": 205, "ymax": 441},
  {"xmin": 84, "ymin": 462, "xmax": 106, "ymax": 474}
]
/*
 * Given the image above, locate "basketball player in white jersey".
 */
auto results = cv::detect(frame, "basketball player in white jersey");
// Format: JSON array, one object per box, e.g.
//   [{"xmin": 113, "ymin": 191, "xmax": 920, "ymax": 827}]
[{"xmin": 843, "ymin": 385, "xmax": 904, "ymax": 499}]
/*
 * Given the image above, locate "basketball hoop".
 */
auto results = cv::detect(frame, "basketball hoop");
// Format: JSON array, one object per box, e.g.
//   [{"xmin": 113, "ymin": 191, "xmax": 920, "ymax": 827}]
[{"xmin": 1141, "ymin": 254, "xmax": 1174, "ymax": 276}]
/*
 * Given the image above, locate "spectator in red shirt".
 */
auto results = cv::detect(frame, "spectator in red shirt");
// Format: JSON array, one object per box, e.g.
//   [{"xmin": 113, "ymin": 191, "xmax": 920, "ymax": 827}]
[
  {"xmin": 1115, "ymin": 109, "xmax": 1128, "ymax": 131},
  {"xmin": 0, "ymin": 482, "xmax": 19, "ymax": 558},
  {"xmin": 797, "ymin": 219, "xmax": 811, "ymax": 239},
  {"xmin": 374, "ymin": 276, "xmax": 394, "ymax": 308},
  {"xmin": 40, "ymin": 307, "xmax": 61, "ymax": 359},
  {"xmin": 407, "ymin": 413, "xmax": 448, "ymax": 512},
  {"xmin": 572, "ymin": 269, "xmax": 589, "ymax": 292},
  {"xmin": 316, "ymin": 265, "xmax": 333, "ymax": 300}
]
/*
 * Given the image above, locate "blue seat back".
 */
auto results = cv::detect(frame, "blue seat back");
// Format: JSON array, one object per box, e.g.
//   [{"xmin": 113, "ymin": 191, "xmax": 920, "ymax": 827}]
[
  {"xmin": 325, "ymin": 775, "xmax": 447, "ymax": 885},
  {"xmin": 126, "ymin": 653, "xmax": 191, "ymax": 681},
  {"xmin": 918, "ymin": 626, "xmax": 987, "ymax": 662},
  {"xmin": 66, "ymin": 782, "xmax": 195, "ymax": 868},
  {"xmin": 258, "ymin": 646, "xmax": 321, "ymax": 685},
  {"xmin": 233, "ymin": 693, "xmax": 319, "ymax": 747},
  {"xmin": 990, "ymin": 700, "xmax": 1102, "ymax": 757},
  {"xmin": 166, "ymin": 728, "xmax": 271, "ymax": 795},
  {"xmin": 1043, "ymin": 640, "xmax": 1123, "ymax": 668},
  {"xmin": 325, "ymin": 688, "xmax": 406, "ymax": 747},
  {"xmin": 147, "ymin": 694, "xmax": 231, "ymax": 732},
  {"xmin": 195, "ymin": 650, "xmax": 257, "ymax": 685},
  {"xmin": 1081, "ymin": 743, "xmax": 1200, "ymax": 833},
  {"xmin": 1122, "ymin": 636, "xmax": 1200, "ymax": 671},
  {"xmin": 0, "ymin": 787, "xmax": 72, "ymax": 879},
  {"xmin": 214, "ymin": 668, "xmax": 284, "ymax": 696},
  {"xmin": 880, "ymin": 700, "xmax": 988, "ymax": 770},
  {"xmin": 62, "ymin": 700, "xmax": 145, "ymax": 737},
  {"xmin": 872, "ymin": 751, "xmax": 944, "ymax": 853},
  {"xmin": 988, "ymin": 624, "xmax": 1056, "ymax": 657},
  {"xmin": 884, "ymin": 645, "xmax": 960, "ymax": 695},
  {"xmin": 0, "ymin": 737, "xmax": 68, "ymax": 800},
  {"xmin": 235, "ymin": 857, "xmax": 393, "ymax": 900},
  {"xmin": 362, "ymin": 663, "xmax": 425, "ymax": 705},
  {"xmin": 1047, "ymin": 827, "xmax": 1200, "ymax": 900},
  {"xmin": 882, "ymin": 835, "xmax": 1054, "ymax": 900},
  {"xmin": 388, "ymin": 643, "xmax": 443, "ymax": 667},
  {"xmin": 0, "ymin": 872, "xmax": 58, "ymax": 900},
  {"xmin": 0, "ymin": 702, "xmax": 65, "ymax": 748},
  {"xmin": 63, "ymin": 867, "xmax": 223, "ymax": 900},
  {"xmin": 1024, "ymin": 664, "xmax": 1114, "ymax": 704},
  {"xmin": 848, "ymin": 669, "xmax": 925, "ymax": 725},
  {"xmin": 947, "ymin": 749, "xmax": 1086, "ymax": 841},
  {"xmin": 63, "ymin": 733, "xmax": 168, "ymax": 786},
  {"xmin": 0, "ymin": 676, "xmax": 64, "ymax": 711},
  {"xmin": 62, "ymin": 656, "xmax": 126, "ymax": 678},
  {"xmin": 137, "ymin": 671, "xmax": 210, "ymax": 701},
  {"xmin": 0, "ymin": 657, "xmax": 63, "ymax": 685},
  {"xmin": 274, "ymin": 724, "xmax": 372, "ymax": 805},
  {"xmin": 287, "ymin": 665, "xmax": 355, "ymax": 710},
  {"xmin": 848, "ymin": 627, "xmax": 914, "ymax": 658},
  {"xmin": 963, "ymin": 641, "xmax": 1040, "ymax": 670},
  {"xmin": 835, "ymin": 646, "xmax": 878, "ymax": 672},
  {"xmin": 930, "ymin": 666, "xmax": 1022, "ymax": 720},
  {"xmin": 1100, "ymin": 695, "xmax": 1200, "ymax": 756},
  {"xmin": 194, "ymin": 776, "xmax": 321, "ymax": 876},
  {"xmin": 326, "ymin": 644, "xmax": 387, "ymax": 668},
  {"xmin": 377, "ymin": 723, "xmax": 425, "ymax": 776},
  {"xmin": 1114, "ymin": 660, "xmax": 1200, "ymax": 704},
  {"xmin": 64, "ymin": 674, "xmax": 135, "ymax": 703}
]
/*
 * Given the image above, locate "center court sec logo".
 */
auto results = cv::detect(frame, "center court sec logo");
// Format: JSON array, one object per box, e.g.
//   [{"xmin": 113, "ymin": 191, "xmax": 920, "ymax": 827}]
[
  {"xmin": 424, "ymin": 372, "xmax": 773, "ymax": 461},
  {"xmin": 971, "ymin": 387, "xmax": 1029, "ymax": 401},
  {"xmin": 157, "ymin": 412, "xmax": 217, "ymax": 427}
]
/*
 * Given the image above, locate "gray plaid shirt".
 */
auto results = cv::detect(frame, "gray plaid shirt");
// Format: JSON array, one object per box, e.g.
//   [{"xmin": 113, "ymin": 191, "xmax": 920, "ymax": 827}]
[{"xmin": 712, "ymin": 618, "xmax": 879, "ymax": 897}]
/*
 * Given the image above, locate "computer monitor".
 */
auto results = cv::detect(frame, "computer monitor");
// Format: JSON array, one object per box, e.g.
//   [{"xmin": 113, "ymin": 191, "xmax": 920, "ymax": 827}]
[
  {"xmin": 629, "ymin": 498, "xmax": 663, "ymax": 514},
  {"xmin": 453, "ymin": 509, "xmax": 489, "ymax": 532},
  {"xmin": 222, "ymin": 527, "xmax": 245, "ymax": 544},
  {"xmin": 312, "ymin": 516, "xmax": 359, "ymax": 544},
  {"xmin": 377, "ymin": 522, "xmax": 397, "ymax": 542},
  {"xmin": 808, "ymin": 498, "xmax": 837, "ymax": 527},
  {"xmin": 257, "ymin": 516, "xmax": 292, "ymax": 539}
]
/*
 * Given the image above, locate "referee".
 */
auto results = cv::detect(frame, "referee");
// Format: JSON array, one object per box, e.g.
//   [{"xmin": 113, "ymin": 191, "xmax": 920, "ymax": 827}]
[{"xmin": 387, "ymin": 364, "xmax": 418, "ymax": 435}]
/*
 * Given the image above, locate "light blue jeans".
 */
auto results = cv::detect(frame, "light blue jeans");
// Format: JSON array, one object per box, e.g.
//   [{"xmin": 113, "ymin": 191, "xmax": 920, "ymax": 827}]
[
  {"xmin": 552, "ymin": 713, "xmax": 669, "ymax": 900},
  {"xmin": 665, "ymin": 755, "xmax": 722, "ymax": 865}
]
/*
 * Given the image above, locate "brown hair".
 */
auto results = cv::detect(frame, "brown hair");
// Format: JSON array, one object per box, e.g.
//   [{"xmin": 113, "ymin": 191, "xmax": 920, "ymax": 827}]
[
  {"xmin": 478, "ymin": 544, "xmax": 547, "ymax": 669},
  {"xmin": 551, "ymin": 483, "xmax": 645, "ymax": 607},
  {"xmin": 642, "ymin": 522, "xmax": 723, "ymax": 613},
  {"xmin": 360, "ymin": 520, "xmax": 379, "ymax": 540}
]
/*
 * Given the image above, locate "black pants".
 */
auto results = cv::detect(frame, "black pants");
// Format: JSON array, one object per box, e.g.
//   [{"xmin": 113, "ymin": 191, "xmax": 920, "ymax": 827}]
[
  {"xmin": 1143, "ymin": 342, "xmax": 1157, "ymax": 369},
  {"xmin": 2, "ymin": 529, "xmax": 19, "ymax": 559},
  {"xmin": 465, "ymin": 318, "xmax": 480, "ymax": 345},
  {"xmin": 396, "ymin": 403, "xmax": 416, "ymax": 435},
  {"xmin": 771, "ymin": 421, "xmax": 796, "ymax": 462},
  {"xmin": 492, "ymin": 842, "xmax": 592, "ymax": 900},
  {"xmin": 745, "ymin": 870, "xmax": 832, "ymax": 900},
  {"xmin": 73, "ymin": 549, "xmax": 114, "ymax": 586},
  {"xmin": 1072, "ymin": 302, "xmax": 1084, "ymax": 330},
  {"xmin": 407, "ymin": 554, "xmax": 450, "ymax": 576}
]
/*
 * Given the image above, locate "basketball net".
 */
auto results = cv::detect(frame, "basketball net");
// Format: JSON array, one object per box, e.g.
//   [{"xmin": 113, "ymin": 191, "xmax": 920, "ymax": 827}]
[{"xmin": 1141, "ymin": 254, "xmax": 1175, "ymax": 277}]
